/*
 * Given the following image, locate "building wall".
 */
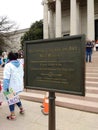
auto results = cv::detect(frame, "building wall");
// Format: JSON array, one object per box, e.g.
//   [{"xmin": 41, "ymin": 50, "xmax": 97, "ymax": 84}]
[
  {"xmin": 53, "ymin": 4, "xmax": 88, "ymax": 37},
  {"xmin": 61, "ymin": 5, "xmax": 88, "ymax": 37},
  {"xmin": 4, "ymin": 28, "xmax": 29, "ymax": 52},
  {"xmin": 46, "ymin": 0, "xmax": 98, "ymax": 40}
]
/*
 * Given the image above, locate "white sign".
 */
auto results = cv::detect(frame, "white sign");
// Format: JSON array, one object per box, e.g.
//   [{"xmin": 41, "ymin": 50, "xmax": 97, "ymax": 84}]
[{"xmin": 7, "ymin": 95, "xmax": 20, "ymax": 106}]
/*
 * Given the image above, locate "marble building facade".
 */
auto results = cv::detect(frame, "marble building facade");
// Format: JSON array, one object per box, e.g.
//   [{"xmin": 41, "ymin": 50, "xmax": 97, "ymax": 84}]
[{"xmin": 42, "ymin": 0, "xmax": 98, "ymax": 41}]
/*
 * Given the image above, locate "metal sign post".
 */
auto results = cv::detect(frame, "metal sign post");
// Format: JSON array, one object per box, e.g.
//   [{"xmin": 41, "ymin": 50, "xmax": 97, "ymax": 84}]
[{"xmin": 49, "ymin": 91, "xmax": 56, "ymax": 130}]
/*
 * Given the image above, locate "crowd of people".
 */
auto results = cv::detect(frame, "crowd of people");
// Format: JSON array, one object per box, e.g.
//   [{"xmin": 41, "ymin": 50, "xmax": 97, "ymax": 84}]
[{"xmin": 0, "ymin": 50, "xmax": 24, "ymax": 67}]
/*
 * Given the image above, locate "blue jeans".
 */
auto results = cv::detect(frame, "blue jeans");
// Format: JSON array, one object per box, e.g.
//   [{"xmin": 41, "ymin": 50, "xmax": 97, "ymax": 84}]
[
  {"xmin": 86, "ymin": 51, "xmax": 92, "ymax": 62},
  {"xmin": 9, "ymin": 101, "xmax": 22, "ymax": 112}
]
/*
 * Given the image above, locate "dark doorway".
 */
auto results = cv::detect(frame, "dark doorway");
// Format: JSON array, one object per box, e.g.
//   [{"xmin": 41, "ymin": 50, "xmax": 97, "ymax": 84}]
[{"xmin": 95, "ymin": 20, "xmax": 98, "ymax": 40}]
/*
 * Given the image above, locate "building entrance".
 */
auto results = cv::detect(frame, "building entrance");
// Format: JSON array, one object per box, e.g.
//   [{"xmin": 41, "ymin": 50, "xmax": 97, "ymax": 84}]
[{"xmin": 95, "ymin": 20, "xmax": 98, "ymax": 40}]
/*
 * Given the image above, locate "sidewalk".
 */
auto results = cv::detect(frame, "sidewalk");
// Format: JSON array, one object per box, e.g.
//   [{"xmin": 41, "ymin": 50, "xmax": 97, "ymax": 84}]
[{"xmin": 0, "ymin": 99, "xmax": 98, "ymax": 130}]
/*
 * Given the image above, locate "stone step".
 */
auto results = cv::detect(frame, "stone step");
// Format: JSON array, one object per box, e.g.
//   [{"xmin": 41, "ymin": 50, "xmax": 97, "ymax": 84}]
[
  {"xmin": 86, "ymin": 69, "xmax": 98, "ymax": 71},
  {"xmin": 86, "ymin": 81, "xmax": 98, "ymax": 87},
  {"xmin": 4, "ymin": 89, "xmax": 98, "ymax": 114},
  {"xmin": 19, "ymin": 91, "xmax": 98, "ymax": 113},
  {"xmin": 86, "ymin": 87, "xmax": 98, "ymax": 94},
  {"xmin": 56, "ymin": 96, "xmax": 98, "ymax": 113},
  {"xmin": 23, "ymin": 88, "xmax": 98, "ymax": 98},
  {"xmin": 86, "ymin": 78, "xmax": 98, "ymax": 82}
]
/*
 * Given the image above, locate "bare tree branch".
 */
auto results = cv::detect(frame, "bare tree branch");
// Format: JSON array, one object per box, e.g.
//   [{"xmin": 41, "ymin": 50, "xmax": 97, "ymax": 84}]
[{"xmin": 0, "ymin": 16, "xmax": 18, "ymax": 51}]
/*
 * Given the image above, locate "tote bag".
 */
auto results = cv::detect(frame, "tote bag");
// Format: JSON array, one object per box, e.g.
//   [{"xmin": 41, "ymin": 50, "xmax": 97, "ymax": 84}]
[{"xmin": 3, "ymin": 88, "xmax": 20, "ymax": 106}]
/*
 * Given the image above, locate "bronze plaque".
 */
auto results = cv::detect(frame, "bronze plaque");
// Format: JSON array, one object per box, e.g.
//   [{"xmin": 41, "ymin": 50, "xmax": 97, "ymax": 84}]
[{"xmin": 24, "ymin": 35, "xmax": 85, "ymax": 96}]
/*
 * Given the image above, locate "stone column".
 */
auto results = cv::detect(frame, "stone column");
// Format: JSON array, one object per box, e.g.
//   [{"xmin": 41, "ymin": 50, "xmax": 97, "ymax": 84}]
[
  {"xmin": 76, "ymin": 2, "xmax": 81, "ymax": 34},
  {"xmin": 55, "ymin": 0, "xmax": 62, "ymax": 38},
  {"xmin": 43, "ymin": 0, "xmax": 49, "ymax": 39},
  {"xmin": 87, "ymin": 0, "xmax": 95, "ymax": 40},
  {"xmin": 70, "ymin": 0, "xmax": 77, "ymax": 35},
  {"xmin": 49, "ymin": 8, "xmax": 54, "ymax": 38}
]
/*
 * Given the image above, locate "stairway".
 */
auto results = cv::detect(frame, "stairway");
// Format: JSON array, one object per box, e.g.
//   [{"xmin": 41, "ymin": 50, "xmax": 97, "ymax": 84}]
[
  {"xmin": 0, "ymin": 51, "xmax": 98, "ymax": 113},
  {"xmin": 21, "ymin": 51, "xmax": 98, "ymax": 113}
]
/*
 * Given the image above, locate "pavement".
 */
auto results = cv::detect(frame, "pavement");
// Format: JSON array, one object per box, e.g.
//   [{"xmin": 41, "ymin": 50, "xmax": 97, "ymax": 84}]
[{"xmin": 0, "ymin": 98, "xmax": 98, "ymax": 130}]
